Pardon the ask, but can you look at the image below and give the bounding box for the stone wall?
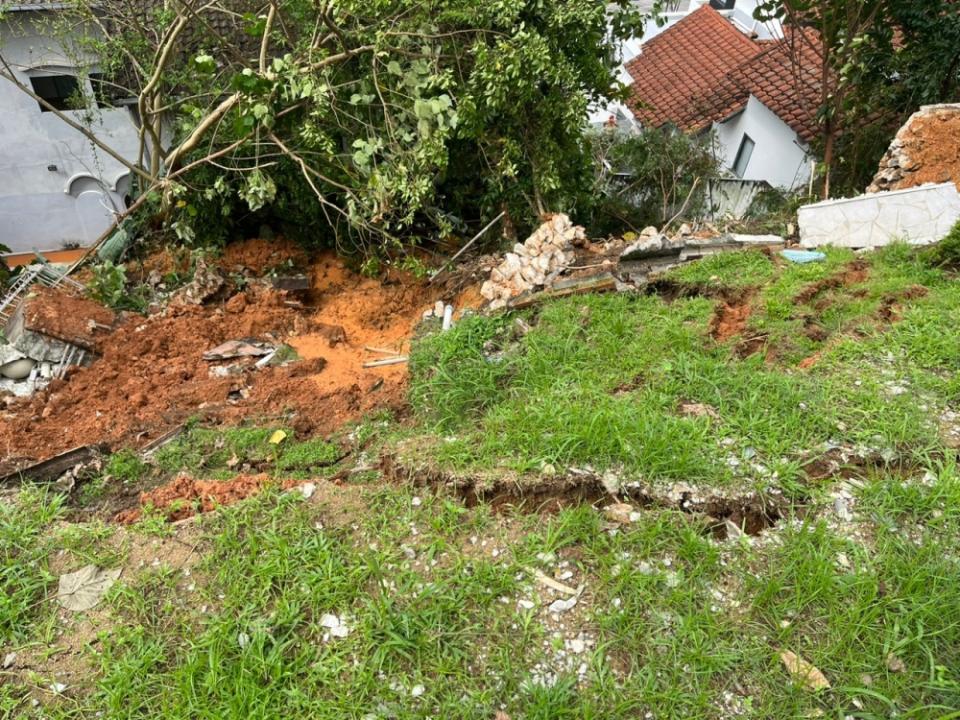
[867,104,960,194]
[799,182,960,249]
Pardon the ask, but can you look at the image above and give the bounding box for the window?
[731,134,755,178]
[29,74,82,112]
[710,0,736,9]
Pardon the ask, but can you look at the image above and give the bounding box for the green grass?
[3,244,960,718]
[0,487,64,643]
[153,425,341,480]
[408,245,960,489]
[5,461,959,718]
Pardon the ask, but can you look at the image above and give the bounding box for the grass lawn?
[2,244,960,718]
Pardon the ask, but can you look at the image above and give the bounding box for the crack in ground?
[381,453,793,538]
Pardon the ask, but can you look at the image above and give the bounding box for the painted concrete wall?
[707,178,770,219]
[0,11,141,254]
[714,95,812,190]
[799,182,960,248]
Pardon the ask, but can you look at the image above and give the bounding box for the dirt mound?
[868,104,960,193]
[114,473,306,523]
[219,237,309,274]
[16,286,117,352]
[0,251,448,464]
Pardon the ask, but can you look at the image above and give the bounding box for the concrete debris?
[0,287,112,396]
[868,104,960,194]
[319,613,351,639]
[481,214,584,310]
[620,225,679,262]
[171,256,225,305]
[202,339,275,361]
[548,596,578,614]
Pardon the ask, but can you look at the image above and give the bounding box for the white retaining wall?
[798,182,960,249]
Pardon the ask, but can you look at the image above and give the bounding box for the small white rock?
[411,496,422,507]
[411,684,425,698]
[548,596,578,614]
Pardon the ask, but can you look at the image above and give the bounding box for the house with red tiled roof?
[620,4,823,190]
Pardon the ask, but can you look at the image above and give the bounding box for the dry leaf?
[268,430,287,445]
[603,503,639,524]
[679,401,720,420]
[57,565,122,612]
[780,650,831,691]
[885,653,906,673]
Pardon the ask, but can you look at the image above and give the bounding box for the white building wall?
[0,11,141,253]
[713,95,812,190]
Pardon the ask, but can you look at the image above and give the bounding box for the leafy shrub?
[923,220,960,269]
[587,126,721,235]
[88,261,149,312]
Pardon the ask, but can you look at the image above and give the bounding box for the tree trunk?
[821,120,835,200]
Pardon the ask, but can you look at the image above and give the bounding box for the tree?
[754,0,885,198]
[0,0,646,253]
[754,0,960,197]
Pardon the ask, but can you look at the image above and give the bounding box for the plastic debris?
[781,250,826,264]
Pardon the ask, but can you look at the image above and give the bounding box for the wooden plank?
[0,445,104,485]
[507,273,618,310]
[140,425,186,457]
[362,355,409,368]
[271,275,311,292]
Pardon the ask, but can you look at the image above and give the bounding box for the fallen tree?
[0,0,646,253]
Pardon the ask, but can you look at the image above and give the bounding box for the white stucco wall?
[798,182,960,248]
[713,95,812,190]
[0,10,141,253]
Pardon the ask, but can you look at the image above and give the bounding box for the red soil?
[219,237,309,274]
[0,249,448,465]
[890,112,960,191]
[114,473,307,523]
[18,286,117,352]
[709,291,754,342]
[793,260,869,304]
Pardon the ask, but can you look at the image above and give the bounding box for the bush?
[87,261,149,312]
[587,126,721,235]
[923,220,960,269]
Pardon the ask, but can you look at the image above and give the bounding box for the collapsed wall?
[868,104,960,194]
[0,287,116,393]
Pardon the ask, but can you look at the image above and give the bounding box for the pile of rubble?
[0,287,116,397]
[480,214,585,309]
[868,103,960,193]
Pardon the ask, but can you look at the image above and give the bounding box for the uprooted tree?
[0,0,645,254]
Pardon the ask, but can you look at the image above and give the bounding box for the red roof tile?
[624,6,761,132]
[625,6,824,144]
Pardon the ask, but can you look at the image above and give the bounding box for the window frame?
[28,73,83,112]
[731,133,755,179]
